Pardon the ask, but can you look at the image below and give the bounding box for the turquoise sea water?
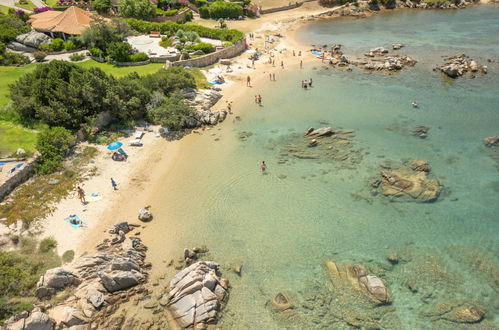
[144,6,499,329]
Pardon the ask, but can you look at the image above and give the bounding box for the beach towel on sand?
[65,215,85,228]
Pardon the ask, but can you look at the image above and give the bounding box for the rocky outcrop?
[372,160,441,202]
[7,222,150,330]
[35,267,80,299]
[7,41,37,53]
[422,301,486,324]
[436,54,487,78]
[15,31,51,49]
[365,47,388,57]
[4,309,55,330]
[484,136,499,147]
[325,261,391,304]
[305,127,333,137]
[364,55,417,71]
[166,261,229,329]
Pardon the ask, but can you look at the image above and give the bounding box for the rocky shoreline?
[3,222,229,330]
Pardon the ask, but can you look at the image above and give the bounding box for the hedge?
[124,18,244,42]
[185,42,214,54]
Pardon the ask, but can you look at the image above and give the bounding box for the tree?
[107,41,132,62]
[148,92,195,130]
[143,67,196,96]
[119,0,156,19]
[9,61,113,129]
[79,19,130,54]
[36,127,75,174]
[93,0,112,14]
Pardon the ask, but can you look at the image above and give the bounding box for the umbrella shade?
[107,141,123,150]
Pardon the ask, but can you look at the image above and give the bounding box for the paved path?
[0,0,46,11]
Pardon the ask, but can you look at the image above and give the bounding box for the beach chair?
[134,131,144,140]
[129,139,143,147]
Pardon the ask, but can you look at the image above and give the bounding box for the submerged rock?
[422,300,486,325]
[325,261,390,304]
[271,291,294,311]
[484,136,499,147]
[374,160,441,202]
[305,127,333,137]
[413,125,429,139]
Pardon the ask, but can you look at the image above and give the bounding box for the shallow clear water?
[144,6,499,329]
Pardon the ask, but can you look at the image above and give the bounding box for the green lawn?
[0,5,11,14]
[75,60,165,77]
[45,0,58,7]
[0,121,38,157]
[16,0,36,10]
[0,64,37,108]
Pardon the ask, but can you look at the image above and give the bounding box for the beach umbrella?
[208,67,222,74]
[107,141,123,150]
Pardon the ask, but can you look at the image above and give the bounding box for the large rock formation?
[35,267,80,299]
[372,160,441,202]
[181,88,228,128]
[4,309,55,330]
[15,31,51,49]
[165,261,229,329]
[484,136,499,148]
[325,261,390,304]
[436,54,487,78]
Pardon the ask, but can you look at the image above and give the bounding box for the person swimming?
[260,161,267,172]
[411,101,419,108]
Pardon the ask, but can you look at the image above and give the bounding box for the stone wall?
[172,38,246,68]
[0,160,35,202]
[260,1,303,14]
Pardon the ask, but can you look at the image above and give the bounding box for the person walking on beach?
[261,161,267,172]
[77,186,86,204]
[269,73,272,81]
[300,60,303,69]
[281,61,284,69]
[272,60,275,67]
[298,50,301,56]
[309,78,313,87]
[272,73,276,81]
[111,178,118,190]
[247,76,251,87]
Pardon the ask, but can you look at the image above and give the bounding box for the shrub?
[107,41,132,62]
[93,0,112,14]
[184,30,200,42]
[0,14,31,44]
[36,127,75,174]
[38,44,51,51]
[185,41,214,54]
[159,36,172,48]
[199,6,209,18]
[208,1,243,19]
[63,40,76,51]
[69,53,85,61]
[129,52,149,62]
[33,51,47,62]
[148,92,195,130]
[124,18,245,42]
[62,250,75,263]
[89,47,104,57]
[80,19,131,55]
[51,38,64,51]
[39,237,57,253]
[164,8,179,16]
[185,10,193,21]
[34,6,53,13]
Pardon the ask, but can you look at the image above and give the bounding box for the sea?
[141,5,499,329]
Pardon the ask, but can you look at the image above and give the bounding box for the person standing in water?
[309,78,313,87]
[261,161,267,172]
[300,60,303,69]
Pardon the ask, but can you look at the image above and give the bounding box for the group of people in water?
[301,78,313,89]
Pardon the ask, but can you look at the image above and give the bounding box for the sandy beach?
[38,3,339,258]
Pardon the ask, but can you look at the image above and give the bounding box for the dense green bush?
[159,36,172,48]
[185,10,193,21]
[39,237,57,253]
[38,44,51,51]
[51,38,64,51]
[129,52,149,62]
[36,127,75,174]
[125,18,245,42]
[185,42,214,54]
[89,47,104,57]
[107,41,133,62]
[119,0,156,19]
[148,92,195,130]
[208,1,243,19]
[80,19,131,55]
[0,14,30,44]
[63,40,76,51]
[33,51,47,62]
[10,61,197,131]
[69,53,85,61]
[93,0,112,14]
[0,42,30,66]
[10,61,113,128]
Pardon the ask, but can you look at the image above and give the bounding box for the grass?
[75,60,165,77]
[186,67,211,89]
[15,0,36,10]
[0,5,11,14]
[0,64,37,108]
[0,146,99,226]
[45,0,58,6]
[0,121,38,158]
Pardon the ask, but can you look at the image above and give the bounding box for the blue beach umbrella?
[107,141,123,151]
